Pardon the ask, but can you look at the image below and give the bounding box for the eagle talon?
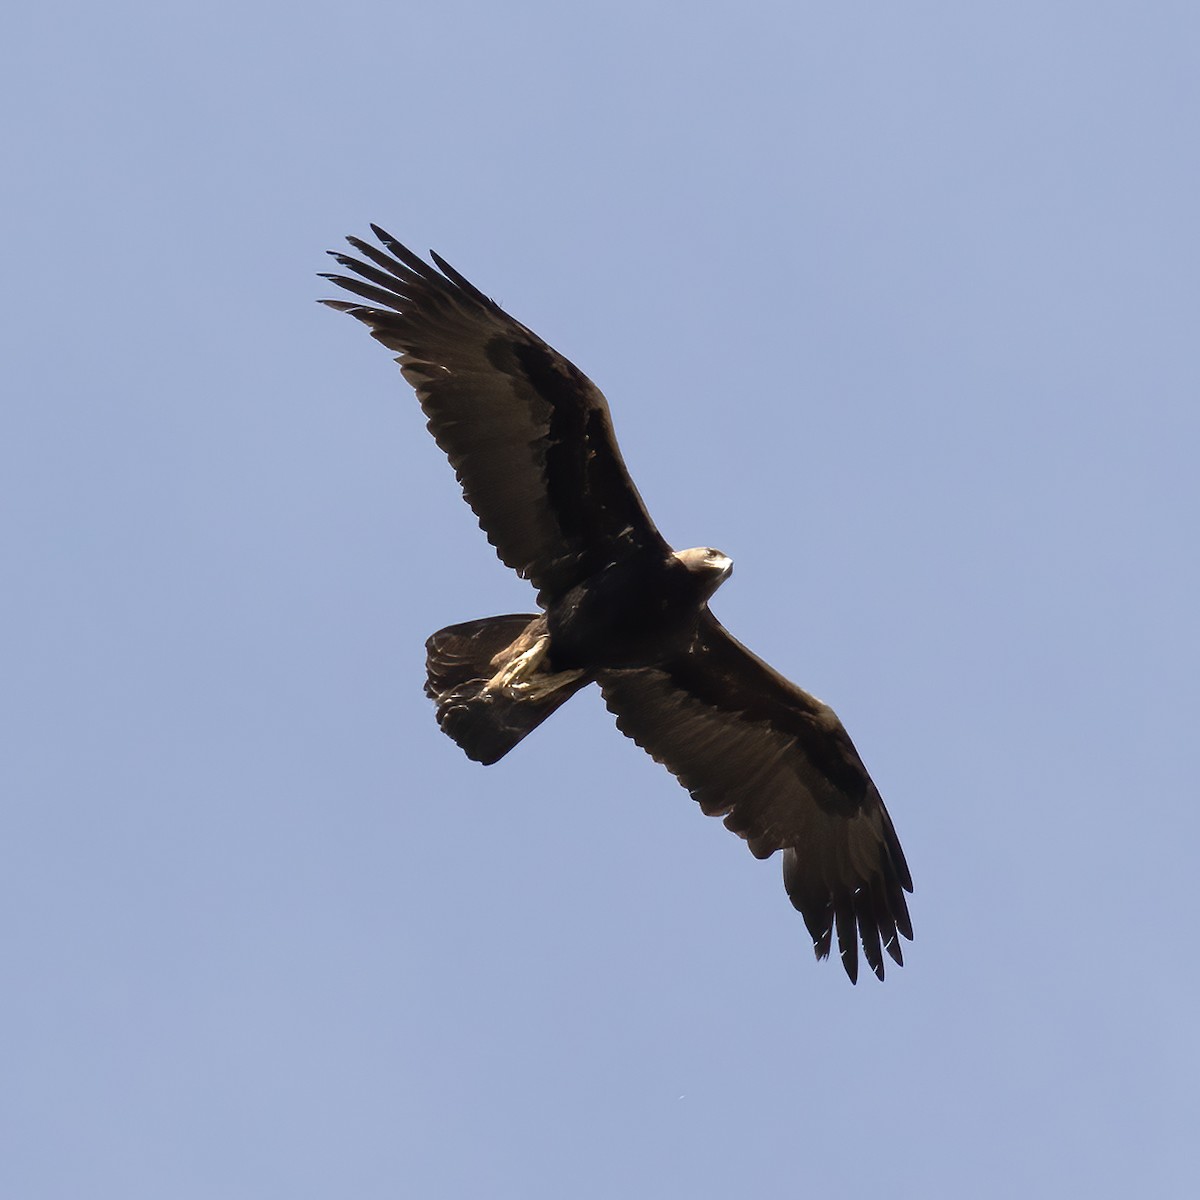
[488,634,549,692]
[485,636,584,701]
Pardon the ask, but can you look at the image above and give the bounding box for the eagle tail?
[425,615,589,765]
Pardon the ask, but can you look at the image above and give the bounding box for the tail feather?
[424,615,587,765]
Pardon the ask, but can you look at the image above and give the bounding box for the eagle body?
[545,546,732,671]
[321,227,914,983]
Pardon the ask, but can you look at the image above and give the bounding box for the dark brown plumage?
[321,225,913,982]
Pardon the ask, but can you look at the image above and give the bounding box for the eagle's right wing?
[599,612,913,983]
[321,227,667,602]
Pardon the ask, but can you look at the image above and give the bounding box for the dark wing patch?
[598,612,913,983]
[320,227,666,600]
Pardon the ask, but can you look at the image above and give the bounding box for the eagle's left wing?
[598,612,913,983]
[320,228,667,603]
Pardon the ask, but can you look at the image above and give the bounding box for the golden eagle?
[321,227,913,982]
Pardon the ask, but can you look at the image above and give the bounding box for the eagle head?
[674,546,734,598]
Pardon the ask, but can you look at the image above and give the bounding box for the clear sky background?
[5,3,1198,1196]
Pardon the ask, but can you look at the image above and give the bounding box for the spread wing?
[320,226,667,601]
[599,612,913,983]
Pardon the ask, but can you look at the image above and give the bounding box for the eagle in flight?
[321,226,913,982]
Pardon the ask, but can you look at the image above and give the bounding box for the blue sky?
[5,2,1199,1196]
